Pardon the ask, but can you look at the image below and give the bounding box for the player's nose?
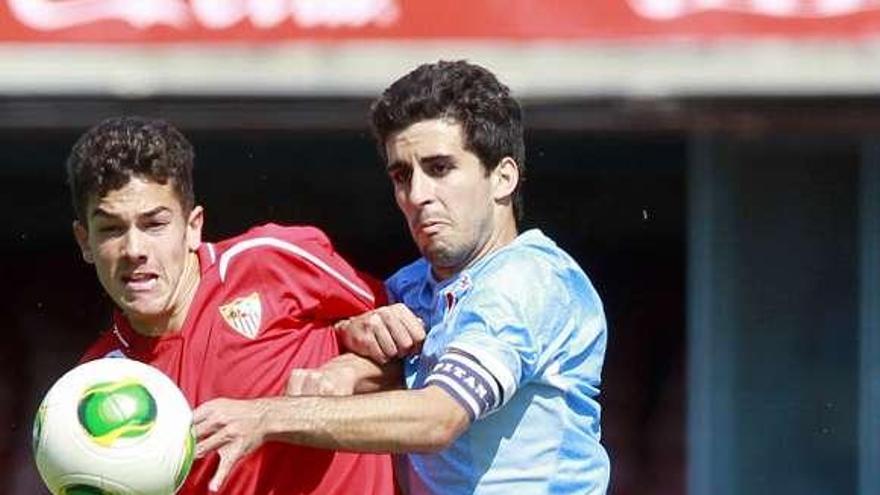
[120,229,148,261]
[407,169,435,206]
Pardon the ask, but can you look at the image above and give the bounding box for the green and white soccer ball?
[33,358,195,495]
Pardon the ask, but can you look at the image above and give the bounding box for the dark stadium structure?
[2,95,869,494]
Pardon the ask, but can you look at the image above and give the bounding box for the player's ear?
[73,220,94,264]
[491,156,519,202]
[186,205,204,252]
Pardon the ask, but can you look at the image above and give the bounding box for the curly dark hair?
[66,116,195,222]
[370,60,525,219]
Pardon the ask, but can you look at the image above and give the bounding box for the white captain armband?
[425,349,504,421]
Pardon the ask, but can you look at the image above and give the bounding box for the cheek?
[164,238,192,272]
[157,244,180,267]
[453,191,488,225]
[394,191,415,217]
[93,244,117,269]
[91,254,117,287]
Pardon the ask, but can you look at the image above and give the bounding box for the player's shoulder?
[209,223,343,283]
[212,223,335,264]
[480,229,567,278]
[476,229,599,301]
[215,223,331,251]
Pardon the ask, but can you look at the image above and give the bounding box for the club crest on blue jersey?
[219,292,263,339]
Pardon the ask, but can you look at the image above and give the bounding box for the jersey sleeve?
[424,256,605,422]
[219,224,383,320]
[423,288,535,422]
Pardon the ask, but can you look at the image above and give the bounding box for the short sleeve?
[430,299,535,420]
[423,251,605,421]
[425,264,552,420]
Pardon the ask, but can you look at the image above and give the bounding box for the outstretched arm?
[194,386,469,492]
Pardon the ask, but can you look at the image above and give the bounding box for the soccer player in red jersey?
[67,116,398,494]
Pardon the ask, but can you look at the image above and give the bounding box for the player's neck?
[130,251,202,338]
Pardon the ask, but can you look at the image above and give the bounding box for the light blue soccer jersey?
[386,229,610,495]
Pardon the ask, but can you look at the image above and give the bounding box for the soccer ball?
[33,358,195,495]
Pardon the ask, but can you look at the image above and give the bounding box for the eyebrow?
[386,154,452,171]
[421,155,452,167]
[91,206,172,219]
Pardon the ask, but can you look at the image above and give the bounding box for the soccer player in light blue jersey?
[194,60,610,495]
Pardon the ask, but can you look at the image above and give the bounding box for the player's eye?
[97,224,124,235]
[425,158,453,177]
[144,221,169,232]
[429,163,449,175]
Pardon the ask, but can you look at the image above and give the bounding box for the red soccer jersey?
[81,223,394,495]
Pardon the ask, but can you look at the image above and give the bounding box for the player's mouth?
[122,272,159,292]
[416,219,447,236]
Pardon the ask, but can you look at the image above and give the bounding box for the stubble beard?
[422,237,471,278]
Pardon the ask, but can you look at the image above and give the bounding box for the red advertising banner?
[2,0,880,42]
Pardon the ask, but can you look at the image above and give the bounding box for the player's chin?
[420,242,446,262]
[119,298,167,321]
[424,244,463,269]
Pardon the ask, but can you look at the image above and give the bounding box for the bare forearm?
[324,353,403,394]
[193,386,468,490]
[261,386,468,453]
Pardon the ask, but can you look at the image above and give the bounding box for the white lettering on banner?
[7,0,400,32]
[187,0,243,29]
[7,0,191,30]
[188,0,399,29]
[628,0,880,19]
[290,0,399,28]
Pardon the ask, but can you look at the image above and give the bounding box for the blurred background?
[1,1,877,493]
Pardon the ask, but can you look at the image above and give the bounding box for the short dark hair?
[66,116,195,222]
[370,60,525,218]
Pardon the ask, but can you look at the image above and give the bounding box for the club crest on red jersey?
[219,292,263,339]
